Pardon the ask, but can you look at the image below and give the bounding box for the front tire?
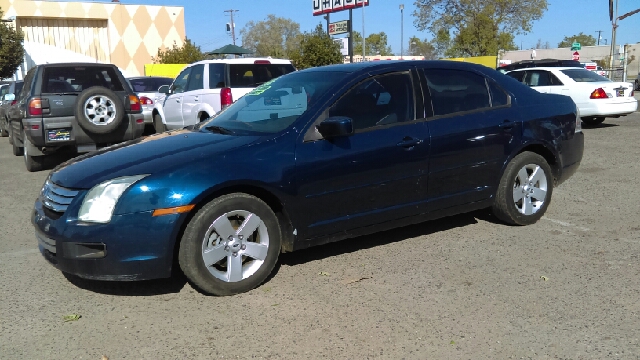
[11,125,22,156]
[581,117,605,126]
[153,113,166,133]
[492,152,553,225]
[179,193,282,296]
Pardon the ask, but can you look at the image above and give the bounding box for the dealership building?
[0,0,185,78]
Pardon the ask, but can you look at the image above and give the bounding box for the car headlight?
[78,175,148,223]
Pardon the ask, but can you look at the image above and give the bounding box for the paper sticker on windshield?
[247,78,277,96]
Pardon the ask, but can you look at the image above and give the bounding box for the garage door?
[18,18,110,65]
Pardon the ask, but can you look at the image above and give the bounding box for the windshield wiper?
[204,125,234,135]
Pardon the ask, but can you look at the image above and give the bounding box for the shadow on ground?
[64,271,188,296]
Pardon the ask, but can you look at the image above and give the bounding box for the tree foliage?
[535,39,551,49]
[0,8,24,79]
[288,24,343,70]
[152,38,204,64]
[413,0,547,57]
[407,36,437,59]
[351,31,393,56]
[558,32,596,48]
[240,15,301,58]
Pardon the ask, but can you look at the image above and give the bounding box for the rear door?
[421,68,522,211]
[163,66,191,128]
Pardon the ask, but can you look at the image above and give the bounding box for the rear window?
[129,77,172,93]
[561,69,611,83]
[229,63,295,88]
[42,66,124,93]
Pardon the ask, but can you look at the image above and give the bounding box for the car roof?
[508,66,590,72]
[40,63,118,68]
[297,60,493,73]
[190,58,293,65]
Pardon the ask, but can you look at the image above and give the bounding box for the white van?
[153,58,296,131]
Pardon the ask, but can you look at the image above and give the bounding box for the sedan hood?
[50,129,260,189]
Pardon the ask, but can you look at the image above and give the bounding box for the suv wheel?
[75,86,125,135]
[153,113,166,133]
[11,125,22,156]
[23,128,45,172]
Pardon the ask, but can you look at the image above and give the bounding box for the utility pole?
[224,9,238,45]
[596,30,603,45]
[608,0,617,79]
[362,1,366,60]
[400,4,404,59]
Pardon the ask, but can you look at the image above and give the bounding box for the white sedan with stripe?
[506,67,637,126]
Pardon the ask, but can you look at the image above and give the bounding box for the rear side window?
[42,66,124,93]
[561,69,611,82]
[129,77,172,92]
[423,69,490,116]
[229,63,295,88]
[488,81,509,107]
[506,71,525,82]
[523,70,564,86]
[209,64,226,89]
[19,68,36,100]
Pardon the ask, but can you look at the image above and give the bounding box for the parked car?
[0,80,23,138]
[505,67,637,126]
[7,63,145,172]
[153,58,296,132]
[33,60,584,296]
[635,73,640,91]
[497,59,582,73]
[127,76,173,128]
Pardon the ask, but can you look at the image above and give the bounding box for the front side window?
[201,70,344,135]
[328,72,414,131]
[423,69,490,116]
[186,64,204,91]
[171,67,192,94]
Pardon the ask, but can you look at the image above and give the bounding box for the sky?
[93,0,640,54]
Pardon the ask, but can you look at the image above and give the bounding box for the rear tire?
[0,119,8,137]
[581,117,605,126]
[179,193,282,296]
[11,125,22,156]
[492,151,553,226]
[23,128,45,172]
[153,113,166,133]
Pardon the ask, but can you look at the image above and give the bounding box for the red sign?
[314,0,369,16]
[572,51,580,61]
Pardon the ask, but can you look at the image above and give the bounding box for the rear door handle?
[397,137,423,149]
[499,120,514,130]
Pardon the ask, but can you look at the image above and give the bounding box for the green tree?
[240,15,301,58]
[558,32,597,48]
[407,36,437,59]
[351,31,393,56]
[152,38,204,64]
[0,8,24,79]
[289,24,342,69]
[535,39,551,49]
[413,0,547,57]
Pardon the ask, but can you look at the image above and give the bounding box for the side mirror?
[316,116,354,138]
[4,93,15,102]
[158,85,170,94]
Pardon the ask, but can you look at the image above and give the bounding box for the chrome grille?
[41,180,79,213]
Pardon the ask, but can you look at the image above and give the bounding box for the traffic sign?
[329,20,349,36]
[572,51,580,61]
[571,42,581,51]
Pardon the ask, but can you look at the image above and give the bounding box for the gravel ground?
[1,105,639,359]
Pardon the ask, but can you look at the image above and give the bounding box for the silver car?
[127,76,174,126]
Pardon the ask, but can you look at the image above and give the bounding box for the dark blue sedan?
[32,61,584,295]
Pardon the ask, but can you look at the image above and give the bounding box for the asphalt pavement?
[1,110,640,359]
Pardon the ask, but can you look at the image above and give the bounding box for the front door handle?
[194,96,199,102]
[397,137,423,149]
[499,120,514,130]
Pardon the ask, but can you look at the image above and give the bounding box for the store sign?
[329,20,349,35]
[313,0,369,16]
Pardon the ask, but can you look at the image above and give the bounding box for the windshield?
[561,69,611,83]
[200,70,344,135]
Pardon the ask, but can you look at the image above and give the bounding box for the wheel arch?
[170,184,296,275]
[516,143,560,184]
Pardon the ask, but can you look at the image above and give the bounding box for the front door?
[181,64,206,126]
[294,71,430,240]
[163,66,191,128]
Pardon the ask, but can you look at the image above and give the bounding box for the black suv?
[0,80,24,138]
[7,63,145,171]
